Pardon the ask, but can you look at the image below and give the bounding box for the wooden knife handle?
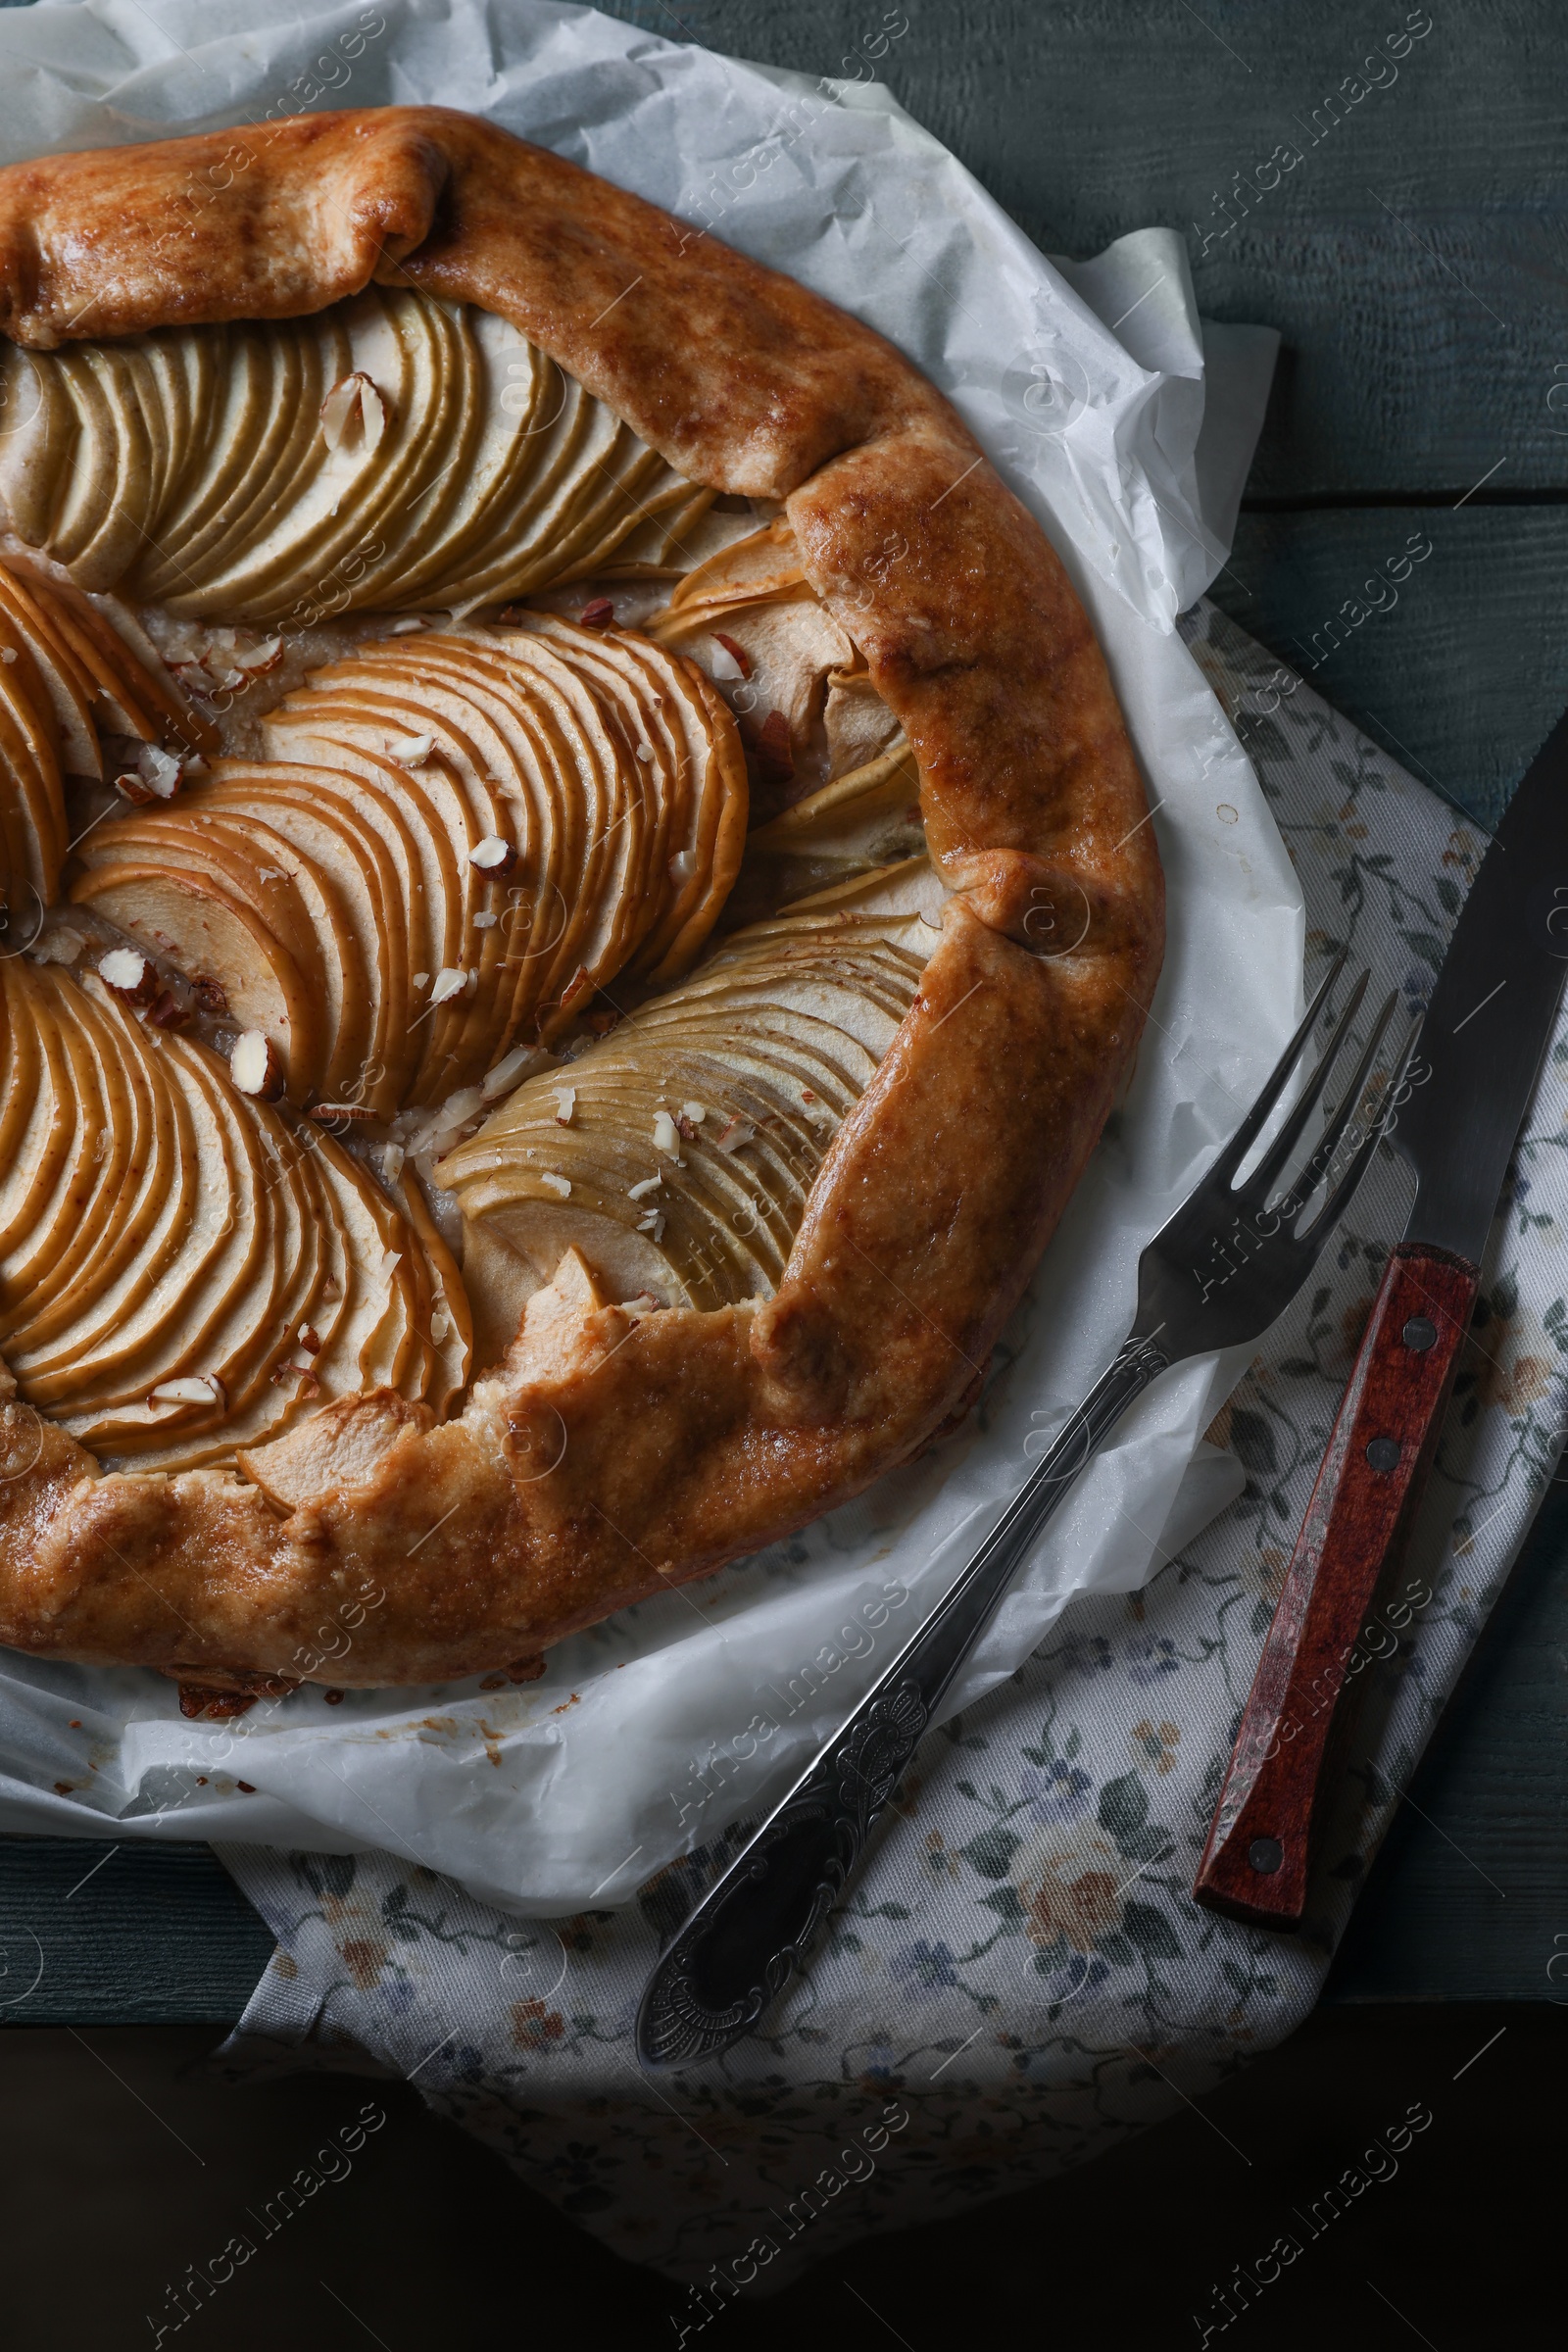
[1193,1241,1479,1927]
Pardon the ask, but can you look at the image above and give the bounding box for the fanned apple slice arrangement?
[440,860,944,1354]
[71,615,749,1112]
[0,959,468,1474]
[0,300,935,1482]
[0,287,711,621]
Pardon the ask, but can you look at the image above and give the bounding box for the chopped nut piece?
[540,1171,571,1198]
[98,948,158,1006]
[627,1174,662,1201]
[622,1292,662,1315]
[636,1211,666,1241]
[681,1102,709,1124]
[148,1374,225,1411]
[481,1044,546,1101]
[320,370,390,454]
[428,966,467,1005]
[714,1115,756,1152]
[229,1029,285,1100]
[578,597,615,628]
[653,1111,682,1158]
[710,629,752,680]
[469,834,517,874]
[145,988,190,1031]
[230,636,283,674]
[116,741,184,804]
[297,1325,321,1354]
[309,1100,375,1124]
[390,732,435,766]
[554,1086,577,1126]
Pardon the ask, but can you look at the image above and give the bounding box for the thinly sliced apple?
[0,560,106,775]
[233,759,423,1113]
[133,321,298,600]
[440,867,945,1322]
[71,815,326,1099]
[0,961,74,1269]
[518,615,748,981]
[737,735,924,910]
[0,964,120,1318]
[34,1015,253,1417]
[0,345,76,546]
[4,972,202,1390]
[1,965,162,1356]
[155,311,348,616]
[657,519,808,615]
[393,1166,473,1414]
[2,556,216,752]
[205,762,400,1115]
[370,630,636,1046]
[259,698,472,1101]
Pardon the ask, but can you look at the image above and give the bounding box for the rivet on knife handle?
[1193,1241,1479,1928]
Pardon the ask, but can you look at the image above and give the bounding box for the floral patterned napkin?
[214,605,1565,2288]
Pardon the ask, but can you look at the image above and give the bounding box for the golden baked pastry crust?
[0,106,1163,1691]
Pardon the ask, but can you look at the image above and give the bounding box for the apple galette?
[0,108,1163,1704]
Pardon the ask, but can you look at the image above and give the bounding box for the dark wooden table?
[1,0,1564,2022]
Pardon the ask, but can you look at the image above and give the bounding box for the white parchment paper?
[0,0,1300,1910]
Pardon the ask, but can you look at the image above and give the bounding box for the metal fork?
[637,956,1406,2067]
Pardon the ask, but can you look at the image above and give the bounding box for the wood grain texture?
[1195,1245,1480,1926]
[0,1834,273,2022]
[1211,507,1568,830]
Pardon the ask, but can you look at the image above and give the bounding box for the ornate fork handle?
[636,1333,1169,2067]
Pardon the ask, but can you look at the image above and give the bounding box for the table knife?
[1194,707,1568,1928]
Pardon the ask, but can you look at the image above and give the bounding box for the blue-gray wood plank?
[0,0,1564,2018]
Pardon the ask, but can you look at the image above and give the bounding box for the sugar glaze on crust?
[0,107,1163,1691]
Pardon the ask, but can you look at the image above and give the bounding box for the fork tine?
[1298,1004,1416,1241]
[1289,988,1400,1208]
[1245,967,1370,1199]
[1209,949,1351,1187]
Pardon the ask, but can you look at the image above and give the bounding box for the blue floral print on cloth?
[214,605,1568,2290]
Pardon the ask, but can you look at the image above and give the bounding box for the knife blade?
[1194,707,1568,1928]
